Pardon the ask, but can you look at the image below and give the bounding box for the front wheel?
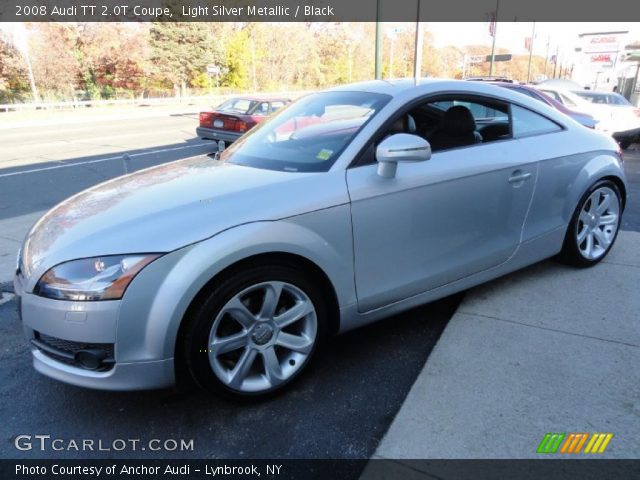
[183,264,326,399]
[559,180,622,267]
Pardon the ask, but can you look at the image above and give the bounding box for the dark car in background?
[197,96,290,143]
[492,83,598,129]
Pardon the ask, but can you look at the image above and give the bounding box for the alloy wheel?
[575,186,620,260]
[207,281,317,393]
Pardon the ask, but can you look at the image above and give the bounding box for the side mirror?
[376,133,431,178]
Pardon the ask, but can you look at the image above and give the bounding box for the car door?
[346,96,538,312]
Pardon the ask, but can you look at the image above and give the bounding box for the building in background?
[572,31,629,91]
[618,42,640,106]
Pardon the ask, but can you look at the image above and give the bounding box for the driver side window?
[352,95,513,167]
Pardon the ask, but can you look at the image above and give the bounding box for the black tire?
[183,263,327,399]
[558,179,622,268]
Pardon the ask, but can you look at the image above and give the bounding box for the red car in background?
[197,96,290,143]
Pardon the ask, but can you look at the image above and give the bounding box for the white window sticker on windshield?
[316,149,333,161]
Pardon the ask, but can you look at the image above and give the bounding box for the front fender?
[116,204,354,362]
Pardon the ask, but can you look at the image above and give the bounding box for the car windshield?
[221,91,391,172]
[572,91,631,106]
[217,98,258,114]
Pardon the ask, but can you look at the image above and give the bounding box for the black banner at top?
[1,0,640,22]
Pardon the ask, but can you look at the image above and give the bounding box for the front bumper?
[612,126,640,143]
[14,270,175,391]
[31,349,174,391]
[196,126,241,143]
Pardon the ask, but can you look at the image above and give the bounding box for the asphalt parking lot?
[0,110,638,462]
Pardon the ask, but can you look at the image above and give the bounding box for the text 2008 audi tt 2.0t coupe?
[15,79,626,398]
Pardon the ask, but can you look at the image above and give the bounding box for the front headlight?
[35,254,161,301]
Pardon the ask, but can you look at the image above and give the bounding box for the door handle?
[508,171,532,183]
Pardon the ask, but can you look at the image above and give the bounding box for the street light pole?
[526,21,536,83]
[375,0,382,79]
[413,0,423,83]
[488,0,499,76]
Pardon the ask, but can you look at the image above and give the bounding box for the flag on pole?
[489,13,496,37]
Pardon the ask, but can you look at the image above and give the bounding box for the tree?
[28,23,81,101]
[0,31,30,103]
[149,22,210,96]
[76,23,149,99]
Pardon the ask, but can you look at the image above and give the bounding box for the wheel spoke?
[593,228,609,248]
[599,214,617,226]
[228,348,257,389]
[210,331,248,356]
[583,232,594,257]
[577,225,589,244]
[579,210,591,224]
[596,193,612,215]
[276,332,314,354]
[224,297,256,328]
[587,191,601,213]
[274,300,313,328]
[259,282,283,319]
[262,347,284,386]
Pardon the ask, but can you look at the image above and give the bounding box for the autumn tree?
[28,23,81,100]
[149,22,210,96]
[75,23,149,99]
[0,31,30,103]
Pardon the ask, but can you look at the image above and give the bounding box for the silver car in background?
[14,79,627,398]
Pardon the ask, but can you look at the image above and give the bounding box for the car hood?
[21,155,347,280]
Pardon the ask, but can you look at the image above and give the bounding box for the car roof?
[327,78,550,106]
[325,78,581,130]
[328,78,447,96]
[228,96,290,102]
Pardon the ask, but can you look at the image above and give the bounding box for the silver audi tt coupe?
[14,79,626,398]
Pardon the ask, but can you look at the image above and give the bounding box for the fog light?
[75,349,107,370]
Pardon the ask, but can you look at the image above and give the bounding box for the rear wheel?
[183,264,326,399]
[559,180,622,267]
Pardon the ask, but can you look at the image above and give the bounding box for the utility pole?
[375,0,382,79]
[488,0,499,76]
[543,36,550,78]
[389,33,395,78]
[13,23,39,103]
[526,21,535,83]
[552,45,559,78]
[414,1,424,83]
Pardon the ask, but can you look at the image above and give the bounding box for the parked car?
[537,86,640,149]
[572,91,640,149]
[197,96,290,143]
[16,80,626,398]
[491,82,598,129]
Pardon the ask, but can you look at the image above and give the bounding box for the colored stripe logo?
[537,433,613,454]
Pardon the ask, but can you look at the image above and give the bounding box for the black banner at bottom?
[2,459,639,480]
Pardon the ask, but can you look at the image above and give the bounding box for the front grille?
[33,331,115,371]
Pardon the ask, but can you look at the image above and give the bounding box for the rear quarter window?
[511,105,562,138]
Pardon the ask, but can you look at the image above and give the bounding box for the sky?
[426,22,640,59]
